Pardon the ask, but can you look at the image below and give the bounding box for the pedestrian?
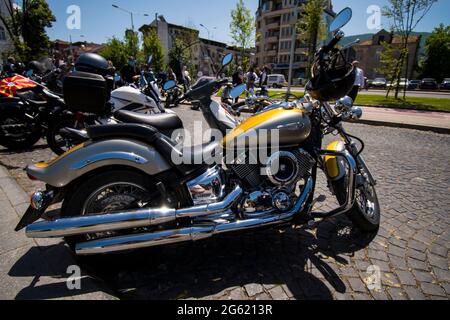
[259,65,269,88]
[246,67,258,96]
[167,67,177,83]
[120,56,138,84]
[182,65,191,92]
[232,66,244,103]
[3,56,16,77]
[348,60,365,102]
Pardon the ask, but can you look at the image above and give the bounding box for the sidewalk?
[0,166,116,300]
[356,106,450,134]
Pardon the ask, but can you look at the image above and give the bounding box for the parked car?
[268,74,288,88]
[370,78,387,89]
[420,78,438,90]
[440,78,450,90]
[408,80,421,90]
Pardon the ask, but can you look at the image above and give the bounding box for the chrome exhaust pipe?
[75,177,313,255]
[26,186,243,239]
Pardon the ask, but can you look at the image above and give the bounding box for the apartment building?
[0,0,15,63]
[255,0,334,81]
[140,16,252,77]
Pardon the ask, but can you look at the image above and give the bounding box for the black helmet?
[75,53,109,76]
[306,62,356,101]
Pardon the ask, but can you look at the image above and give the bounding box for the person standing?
[348,60,365,102]
[182,66,191,92]
[3,57,17,76]
[246,67,258,95]
[232,66,244,103]
[120,56,138,84]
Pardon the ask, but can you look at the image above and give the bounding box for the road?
[0,105,449,300]
[273,87,450,99]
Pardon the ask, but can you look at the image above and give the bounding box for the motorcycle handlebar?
[322,31,344,54]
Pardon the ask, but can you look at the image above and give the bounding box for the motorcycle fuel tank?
[223,107,311,149]
[110,86,159,113]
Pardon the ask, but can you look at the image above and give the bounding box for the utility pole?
[287,4,300,96]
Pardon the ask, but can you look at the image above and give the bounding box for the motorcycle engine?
[230,148,316,218]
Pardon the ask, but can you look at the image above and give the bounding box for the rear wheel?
[47,116,87,155]
[0,106,42,150]
[61,170,158,253]
[332,170,380,232]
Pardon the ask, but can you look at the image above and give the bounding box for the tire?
[0,105,41,150]
[61,170,156,253]
[332,175,380,232]
[46,116,84,155]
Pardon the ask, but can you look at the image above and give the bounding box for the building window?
[0,26,6,41]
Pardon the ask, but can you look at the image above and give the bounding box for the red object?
[0,75,38,97]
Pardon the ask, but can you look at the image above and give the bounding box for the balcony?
[266,22,280,30]
[266,49,278,56]
[266,36,279,43]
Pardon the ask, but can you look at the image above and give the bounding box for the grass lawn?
[218,89,449,112]
[354,95,450,112]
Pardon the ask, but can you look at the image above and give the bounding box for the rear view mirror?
[222,53,233,67]
[229,84,246,99]
[163,80,177,91]
[329,7,352,33]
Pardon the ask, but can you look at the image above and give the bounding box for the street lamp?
[112,4,150,31]
[199,24,217,40]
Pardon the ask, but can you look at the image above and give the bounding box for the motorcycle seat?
[87,123,219,176]
[114,110,183,131]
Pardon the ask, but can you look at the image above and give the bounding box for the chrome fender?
[27,139,172,188]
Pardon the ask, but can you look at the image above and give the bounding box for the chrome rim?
[81,182,149,240]
[355,184,377,221]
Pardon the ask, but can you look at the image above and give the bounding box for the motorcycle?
[46,58,172,155]
[16,8,380,257]
[0,74,67,150]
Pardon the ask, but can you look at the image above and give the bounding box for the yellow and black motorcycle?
[16,8,379,256]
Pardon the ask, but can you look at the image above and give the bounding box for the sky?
[45,0,450,45]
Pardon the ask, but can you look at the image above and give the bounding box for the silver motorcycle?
[16,8,380,256]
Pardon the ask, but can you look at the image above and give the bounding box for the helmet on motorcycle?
[75,53,110,76]
[306,61,356,101]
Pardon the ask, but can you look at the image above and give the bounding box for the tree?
[383,0,438,99]
[100,37,128,69]
[230,0,254,71]
[168,38,195,79]
[124,29,139,60]
[421,24,450,82]
[0,0,56,61]
[143,29,165,73]
[297,0,327,78]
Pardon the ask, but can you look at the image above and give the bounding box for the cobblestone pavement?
[0,104,449,300]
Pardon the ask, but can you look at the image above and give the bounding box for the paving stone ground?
[0,104,449,300]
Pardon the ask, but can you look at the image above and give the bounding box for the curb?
[353,119,450,135]
[0,164,118,300]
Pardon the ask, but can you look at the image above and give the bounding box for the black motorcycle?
[0,78,67,150]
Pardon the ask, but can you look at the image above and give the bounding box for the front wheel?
[332,174,380,232]
[0,105,42,150]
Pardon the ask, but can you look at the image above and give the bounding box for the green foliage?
[100,37,128,68]
[168,38,195,79]
[230,0,254,70]
[0,0,56,61]
[297,0,327,78]
[143,30,165,73]
[124,29,139,59]
[421,24,450,82]
[382,0,438,98]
